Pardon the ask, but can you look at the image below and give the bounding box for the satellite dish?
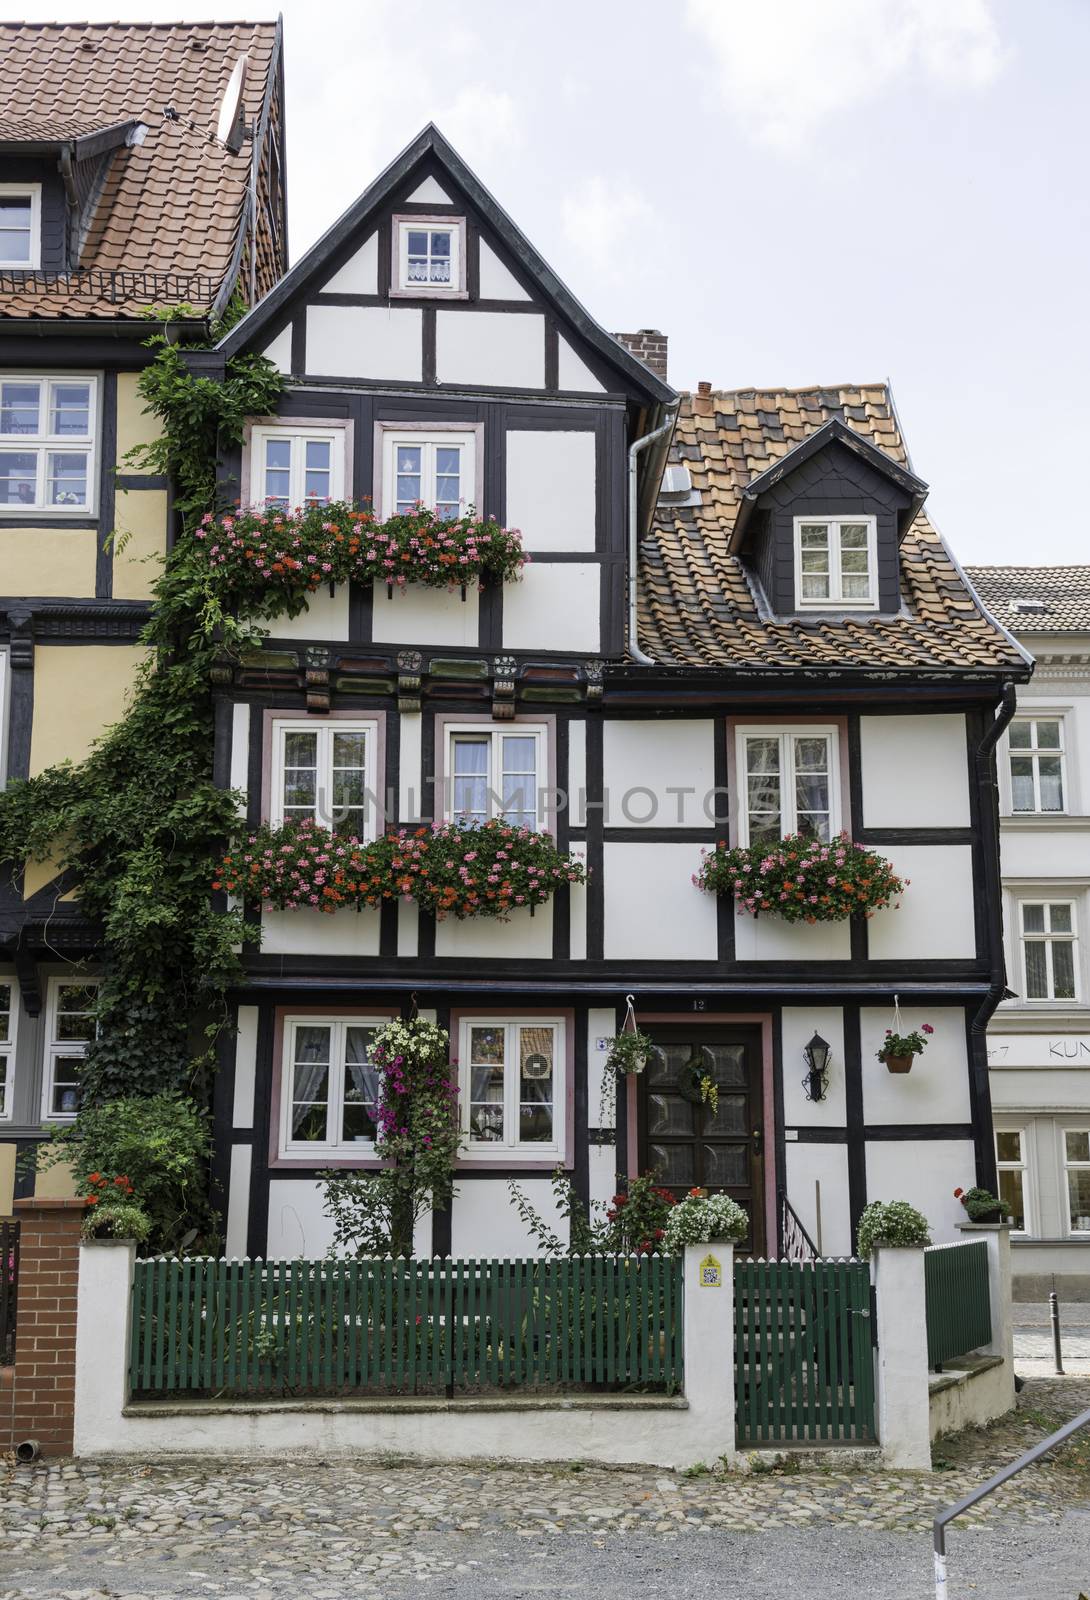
[215,55,248,154]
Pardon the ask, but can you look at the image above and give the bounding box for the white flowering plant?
[854,1199,931,1257]
[663,1189,749,1252]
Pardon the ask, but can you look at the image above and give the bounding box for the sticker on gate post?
[698,1253,723,1287]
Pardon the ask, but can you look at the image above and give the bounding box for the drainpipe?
[972,681,1018,1035]
[627,404,679,666]
[58,144,80,270]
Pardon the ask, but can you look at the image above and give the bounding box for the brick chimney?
[613,328,668,381]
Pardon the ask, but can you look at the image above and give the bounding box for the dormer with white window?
[728,417,928,619]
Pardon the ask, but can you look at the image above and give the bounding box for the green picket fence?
[924,1240,991,1370]
[128,1255,684,1398]
[734,1259,876,1444]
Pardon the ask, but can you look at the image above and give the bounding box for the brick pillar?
[1,1198,85,1457]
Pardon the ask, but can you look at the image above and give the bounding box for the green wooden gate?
[734,1259,876,1444]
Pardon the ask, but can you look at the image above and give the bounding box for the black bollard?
[1050,1288,1065,1375]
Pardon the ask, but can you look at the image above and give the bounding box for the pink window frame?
[240,415,355,510]
[260,707,387,836]
[726,714,852,848]
[451,1006,576,1171]
[269,1005,400,1170]
[433,712,558,836]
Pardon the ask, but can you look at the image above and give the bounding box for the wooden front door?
[638,1026,766,1256]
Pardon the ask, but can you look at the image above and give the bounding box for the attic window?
[1011,597,1049,615]
[0,184,41,270]
[793,515,877,610]
[391,214,467,299]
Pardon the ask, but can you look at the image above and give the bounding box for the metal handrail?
[779,1190,819,1262]
[933,1402,1090,1596]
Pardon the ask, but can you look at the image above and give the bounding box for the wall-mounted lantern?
[802,1032,831,1103]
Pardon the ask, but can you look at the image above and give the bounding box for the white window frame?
[443,720,548,830]
[41,977,99,1123]
[391,214,467,299]
[270,717,380,841]
[0,183,41,270]
[278,1015,389,1159]
[0,372,100,516]
[994,1127,1030,1235]
[1019,898,1079,1003]
[735,724,842,847]
[1008,715,1067,815]
[1062,1126,1090,1236]
[792,514,878,610]
[458,1015,566,1161]
[0,974,17,1123]
[375,424,479,520]
[247,422,346,510]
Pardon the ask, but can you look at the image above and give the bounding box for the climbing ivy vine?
[0,318,284,1104]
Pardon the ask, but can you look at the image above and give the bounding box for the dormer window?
[793,515,877,609]
[392,215,467,298]
[0,184,41,269]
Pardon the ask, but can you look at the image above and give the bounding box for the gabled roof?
[0,20,284,321]
[965,566,1090,634]
[640,383,1030,675]
[219,123,675,407]
[731,416,929,549]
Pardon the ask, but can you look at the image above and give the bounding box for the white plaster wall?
[261,325,291,374]
[371,583,480,647]
[478,240,530,300]
[260,906,382,957]
[997,830,1090,877]
[783,1143,852,1256]
[399,711,423,820]
[406,177,452,204]
[306,305,422,382]
[450,1177,567,1256]
[434,902,553,960]
[603,843,718,962]
[568,719,586,828]
[602,720,715,829]
[861,1006,972,1125]
[397,900,418,957]
[588,1007,617,1130]
[781,1006,847,1125]
[930,1360,1014,1441]
[232,1005,258,1129]
[866,846,976,961]
[321,232,378,294]
[588,1145,616,1217]
[733,910,851,961]
[436,310,545,389]
[860,714,970,829]
[269,585,351,643]
[229,702,250,807]
[225,1146,251,1257]
[557,336,605,393]
[267,1179,432,1259]
[501,563,600,652]
[505,431,596,553]
[569,844,588,961]
[864,1138,975,1243]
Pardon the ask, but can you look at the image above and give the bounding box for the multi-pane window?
[0,979,15,1120]
[447,724,544,829]
[249,425,344,509]
[794,516,876,607]
[272,718,378,839]
[0,185,40,268]
[1009,719,1065,813]
[1064,1130,1090,1234]
[381,430,476,519]
[461,1017,564,1156]
[279,1017,385,1156]
[394,217,465,295]
[42,980,99,1120]
[995,1129,1029,1232]
[1020,901,1078,1001]
[0,376,96,512]
[738,727,839,846]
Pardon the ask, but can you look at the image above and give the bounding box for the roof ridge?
[0,19,279,28]
[677,380,890,398]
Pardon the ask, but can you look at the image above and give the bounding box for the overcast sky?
[13,0,1089,565]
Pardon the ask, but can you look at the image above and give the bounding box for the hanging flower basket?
[877,1022,934,1074]
[693,832,905,923]
[191,501,526,620]
[606,1029,655,1078]
[214,816,586,921]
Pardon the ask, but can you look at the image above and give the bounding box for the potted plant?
[693,832,904,924]
[954,1186,1010,1224]
[663,1188,749,1252]
[877,1022,934,1073]
[854,1199,931,1256]
[605,1029,655,1078]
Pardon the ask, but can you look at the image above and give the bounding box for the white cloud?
[684,0,1006,153]
[561,176,653,275]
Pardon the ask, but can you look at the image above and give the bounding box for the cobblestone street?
[2,1378,1090,1599]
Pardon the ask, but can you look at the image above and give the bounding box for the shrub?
[663,1190,749,1251]
[855,1199,931,1256]
[40,1093,211,1254]
[82,1201,151,1244]
[694,832,904,923]
[508,1168,677,1256]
